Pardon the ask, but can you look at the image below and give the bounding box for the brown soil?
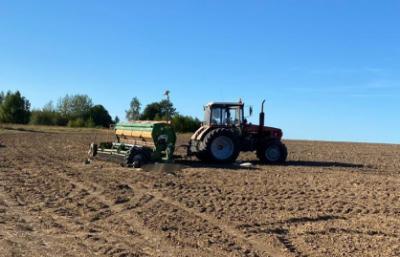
[0,128,399,257]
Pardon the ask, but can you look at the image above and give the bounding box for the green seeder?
[89,121,176,168]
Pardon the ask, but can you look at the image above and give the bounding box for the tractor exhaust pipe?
[259,100,265,129]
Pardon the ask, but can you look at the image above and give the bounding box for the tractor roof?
[206,102,244,108]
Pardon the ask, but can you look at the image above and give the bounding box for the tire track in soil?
[0,168,141,256]
[143,184,293,257]
[57,164,258,257]
[112,168,300,257]
[56,150,296,257]
[51,186,171,257]
[0,142,175,257]
[36,152,221,257]
[76,162,293,257]
[68,164,400,257]
[2,168,172,257]
[33,160,182,256]
[52,170,192,257]
[147,173,397,257]
[0,182,98,257]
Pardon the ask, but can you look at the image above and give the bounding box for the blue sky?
[0,0,399,143]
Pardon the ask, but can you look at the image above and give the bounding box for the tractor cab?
[203,102,245,127]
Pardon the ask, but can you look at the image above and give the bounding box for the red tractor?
[188,100,287,164]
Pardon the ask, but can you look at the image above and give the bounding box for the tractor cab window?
[210,106,241,126]
[211,108,222,125]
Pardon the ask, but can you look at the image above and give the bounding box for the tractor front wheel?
[257,140,287,164]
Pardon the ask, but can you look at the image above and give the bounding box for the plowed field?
[0,127,399,257]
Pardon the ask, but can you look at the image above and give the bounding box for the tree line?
[0,91,200,132]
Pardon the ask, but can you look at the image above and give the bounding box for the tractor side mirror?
[249,106,253,117]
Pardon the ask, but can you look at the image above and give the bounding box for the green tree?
[159,99,176,120]
[114,115,120,124]
[87,105,112,127]
[43,101,55,112]
[0,91,4,105]
[141,99,176,121]
[125,97,141,121]
[140,102,160,120]
[57,94,93,119]
[0,91,31,124]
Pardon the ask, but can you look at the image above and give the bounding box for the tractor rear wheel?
[198,128,239,163]
[257,140,287,164]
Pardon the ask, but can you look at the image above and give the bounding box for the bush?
[68,118,86,128]
[54,115,69,126]
[30,110,69,126]
[30,110,56,125]
[85,117,96,128]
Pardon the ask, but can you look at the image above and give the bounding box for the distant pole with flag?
[164,90,171,123]
[164,90,170,101]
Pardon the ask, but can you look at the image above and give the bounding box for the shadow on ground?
[284,160,365,168]
[105,157,367,173]
[176,159,258,170]
[175,158,365,170]
[142,160,258,173]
